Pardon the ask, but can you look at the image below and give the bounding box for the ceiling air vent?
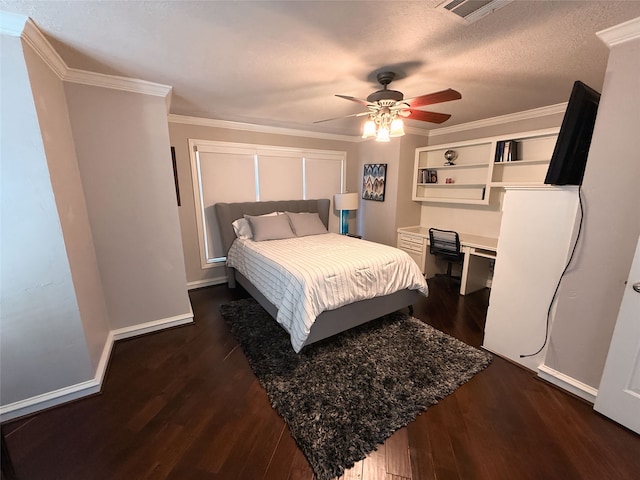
[437,0,513,24]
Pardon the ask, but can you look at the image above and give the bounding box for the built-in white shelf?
[417,183,486,188]
[413,127,559,204]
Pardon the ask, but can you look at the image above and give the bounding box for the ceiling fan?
[316,71,461,141]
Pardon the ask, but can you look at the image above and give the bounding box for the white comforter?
[226,233,428,352]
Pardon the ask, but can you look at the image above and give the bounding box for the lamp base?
[340,210,349,235]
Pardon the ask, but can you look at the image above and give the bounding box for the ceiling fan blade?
[406,109,452,124]
[406,89,462,108]
[314,111,371,124]
[335,94,373,107]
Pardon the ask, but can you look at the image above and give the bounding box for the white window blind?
[189,139,346,268]
[258,153,303,201]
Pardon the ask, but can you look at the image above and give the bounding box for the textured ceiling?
[3,1,640,136]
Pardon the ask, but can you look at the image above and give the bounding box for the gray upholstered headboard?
[214,199,331,255]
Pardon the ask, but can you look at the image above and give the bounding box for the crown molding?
[65,68,172,98]
[168,114,429,141]
[20,17,67,79]
[1,14,67,79]
[168,114,359,142]
[597,16,640,47]
[427,103,567,138]
[404,126,430,137]
[0,10,28,36]
[11,14,171,101]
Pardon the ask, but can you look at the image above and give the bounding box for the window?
[189,140,345,268]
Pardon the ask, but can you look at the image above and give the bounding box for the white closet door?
[595,234,640,434]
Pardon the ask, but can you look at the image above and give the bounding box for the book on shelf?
[494,141,505,162]
[504,141,511,162]
[495,140,519,162]
[506,140,518,162]
[418,169,438,183]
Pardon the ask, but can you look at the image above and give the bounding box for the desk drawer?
[398,238,424,253]
[398,233,426,247]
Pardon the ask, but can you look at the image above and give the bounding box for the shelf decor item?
[362,164,387,201]
[444,149,457,165]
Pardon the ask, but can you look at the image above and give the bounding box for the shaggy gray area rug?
[219,298,492,480]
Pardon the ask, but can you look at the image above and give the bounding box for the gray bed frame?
[214,199,421,349]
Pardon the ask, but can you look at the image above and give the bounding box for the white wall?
[22,35,110,370]
[64,85,192,329]
[397,134,426,231]
[355,133,423,245]
[0,34,93,405]
[544,30,640,389]
[1,20,194,419]
[357,140,401,246]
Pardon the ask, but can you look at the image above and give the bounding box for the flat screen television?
[544,81,601,185]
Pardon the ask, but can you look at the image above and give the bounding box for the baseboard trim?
[537,364,598,404]
[0,378,101,423]
[187,277,227,290]
[111,308,194,341]
[0,307,194,423]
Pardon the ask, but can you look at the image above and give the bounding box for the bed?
[215,199,428,352]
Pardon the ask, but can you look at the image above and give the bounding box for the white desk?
[397,226,498,295]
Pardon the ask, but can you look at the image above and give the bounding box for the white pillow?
[285,211,328,237]
[245,214,296,241]
[232,211,279,239]
[232,218,252,239]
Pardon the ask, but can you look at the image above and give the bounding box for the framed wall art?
[362,163,387,201]
[170,146,181,206]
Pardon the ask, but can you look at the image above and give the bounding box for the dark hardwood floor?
[2,279,639,479]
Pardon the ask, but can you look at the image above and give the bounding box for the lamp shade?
[334,192,359,211]
[375,126,390,142]
[389,118,405,137]
[362,120,377,139]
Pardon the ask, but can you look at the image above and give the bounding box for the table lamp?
[334,192,359,235]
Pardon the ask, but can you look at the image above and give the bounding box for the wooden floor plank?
[361,443,386,480]
[262,426,297,480]
[338,458,363,479]
[407,414,436,480]
[385,428,412,478]
[287,447,314,480]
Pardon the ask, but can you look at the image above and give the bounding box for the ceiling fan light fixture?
[322,70,461,141]
[362,119,377,138]
[389,118,405,137]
